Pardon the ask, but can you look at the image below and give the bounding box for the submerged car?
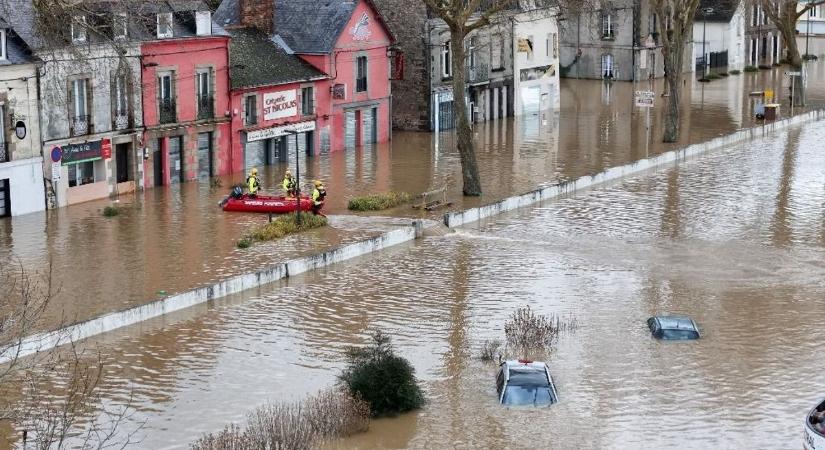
[647,315,700,340]
[496,360,558,406]
[804,398,825,450]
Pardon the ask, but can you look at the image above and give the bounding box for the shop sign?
[61,140,103,165]
[247,121,316,142]
[263,90,297,121]
[517,38,532,53]
[101,139,112,159]
[519,65,555,82]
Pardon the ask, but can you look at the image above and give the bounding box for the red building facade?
[141,6,231,187]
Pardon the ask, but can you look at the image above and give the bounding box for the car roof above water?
[649,315,698,331]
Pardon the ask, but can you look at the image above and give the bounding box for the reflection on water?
[6,121,823,448]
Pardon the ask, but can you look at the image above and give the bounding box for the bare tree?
[651,0,699,142]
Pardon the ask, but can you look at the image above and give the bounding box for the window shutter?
[68,80,75,118]
[85,79,92,121]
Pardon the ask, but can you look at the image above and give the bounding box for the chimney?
[239,0,274,33]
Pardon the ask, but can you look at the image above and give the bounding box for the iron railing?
[0,142,7,163]
[197,95,214,120]
[466,63,489,84]
[70,115,90,136]
[114,113,130,130]
[159,98,176,124]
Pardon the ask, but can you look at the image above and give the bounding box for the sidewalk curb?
[443,109,825,228]
[1,220,425,363]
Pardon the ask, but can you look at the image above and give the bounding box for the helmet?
[285,169,292,176]
[314,180,323,187]
[251,168,258,175]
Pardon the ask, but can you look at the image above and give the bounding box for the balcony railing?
[114,113,130,131]
[466,63,489,84]
[159,98,176,124]
[70,115,90,136]
[0,142,7,163]
[197,95,214,120]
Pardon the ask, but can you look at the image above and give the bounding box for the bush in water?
[504,306,578,357]
[479,339,502,362]
[339,330,424,417]
[102,206,120,217]
[190,389,370,450]
[236,237,252,249]
[250,213,327,242]
[347,192,412,211]
[743,65,759,72]
[729,69,742,75]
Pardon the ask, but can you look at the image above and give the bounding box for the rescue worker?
[282,170,296,197]
[246,167,261,198]
[311,180,326,215]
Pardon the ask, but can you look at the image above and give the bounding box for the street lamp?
[285,129,301,225]
[806,7,812,59]
[701,7,714,77]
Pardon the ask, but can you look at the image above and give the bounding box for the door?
[344,110,356,148]
[115,143,130,183]
[521,86,541,115]
[439,99,455,130]
[197,132,212,179]
[361,108,374,145]
[245,138,266,171]
[168,136,183,184]
[153,139,163,187]
[0,179,9,217]
[370,108,378,144]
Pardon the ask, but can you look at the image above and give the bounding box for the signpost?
[635,91,655,157]
[786,71,801,114]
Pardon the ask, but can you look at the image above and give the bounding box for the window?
[301,86,314,115]
[649,13,657,35]
[469,36,476,69]
[114,13,127,40]
[442,41,451,78]
[196,70,212,119]
[158,72,175,123]
[157,13,173,38]
[601,12,614,39]
[69,78,90,136]
[196,11,212,36]
[0,105,6,161]
[113,73,129,129]
[68,161,96,187]
[0,29,6,60]
[71,16,87,44]
[553,33,558,59]
[811,6,817,17]
[491,34,503,69]
[601,53,614,78]
[545,34,550,57]
[356,56,367,92]
[244,95,257,125]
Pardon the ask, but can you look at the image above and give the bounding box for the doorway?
[115,143,131,183]
[0,178,9,217]
[153,139,163,187]
[197,132,213,179]
[168,136,183,184]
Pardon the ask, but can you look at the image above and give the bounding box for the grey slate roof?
[215,0,394,54]
[695,0,740,22]
[229,27,326,89]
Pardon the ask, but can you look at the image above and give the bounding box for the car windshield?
[660,329,698,340]
[502,385,555,406]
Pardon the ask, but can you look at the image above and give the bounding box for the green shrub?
[102,206,120,217]
[249,213,327,241]
[347,192,412,211]
[803,54,819,61]
[772,62,781,67]
[729,69,742,75]
[236,237,252,249]
[339,330,424,417]
[706,73,721,80]
[718,72,729,77]
[744,65,759,72]
[758,64,772,70]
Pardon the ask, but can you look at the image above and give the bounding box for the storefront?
[243,120,315,170]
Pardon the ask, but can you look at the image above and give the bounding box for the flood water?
[3,50,825,330]
[4,118,822,448]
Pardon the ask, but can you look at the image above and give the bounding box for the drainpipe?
[425,20,433,130]
[226,37,233,174]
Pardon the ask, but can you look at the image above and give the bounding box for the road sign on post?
[635,90,655,107]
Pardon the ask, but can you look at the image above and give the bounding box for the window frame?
[113,13,128,40]
[601,53,614,78]
[491,33,504,70]
[301,86,314,116]
[157,13,174,38]
[243,94,257,126]
[0,29,6,61]
[71,78,89,118]
[601,12,614,39]
[113,73,129,118]
[442,40,452,78]
[71,16,87,44]
[355,55,368,92]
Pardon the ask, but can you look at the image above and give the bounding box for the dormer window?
[195,11,211,36]
[157,13,173,38]
[0,29,6,60]
[114,13,127,40]
[71,16,87,44]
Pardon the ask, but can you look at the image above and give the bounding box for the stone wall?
[372,0,431,130]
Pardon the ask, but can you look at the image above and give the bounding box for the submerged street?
[13,119,822,448]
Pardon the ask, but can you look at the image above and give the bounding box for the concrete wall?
[513,9,561,114]
[0,157,45,216]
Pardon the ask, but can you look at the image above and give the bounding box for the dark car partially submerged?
[647,315,700,340]
[496,360,558,407]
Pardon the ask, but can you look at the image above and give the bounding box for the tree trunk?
[449,27,482,196]
[661,31,685,143]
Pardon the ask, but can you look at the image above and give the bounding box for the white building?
[693,0,746,73]
[0,21,45,217]
[512,7,561,116]
[797,2,825,36]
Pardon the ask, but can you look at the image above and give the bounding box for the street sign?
[786,71,801,76]
[51,164,60,181]
[50,146,62,163]
[635,90,655,107]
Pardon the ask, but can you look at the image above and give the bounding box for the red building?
[141,3,231,186]
[215,0,395,154]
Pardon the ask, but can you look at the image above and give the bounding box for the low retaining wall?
[444,109,825,228]
[1,221,424,363]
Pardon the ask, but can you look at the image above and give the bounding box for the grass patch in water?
[236,237,252,249]
[102,206,120,217]
[744,65,759,72]
[348,191,412,211]
[729,69,742,75]
[249,213,327,241]
[758,64,772,70]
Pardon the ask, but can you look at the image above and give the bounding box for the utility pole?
[701,8,714,78]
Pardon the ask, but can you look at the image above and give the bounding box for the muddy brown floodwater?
[2,51,825,331]
[4,120,822,448]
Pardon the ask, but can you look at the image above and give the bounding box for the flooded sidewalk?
[2,49,825,332]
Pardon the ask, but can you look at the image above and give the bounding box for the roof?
[650,316,698,331]
[215,0,394,54]
[694,0,740,22]
[228,28,326,89]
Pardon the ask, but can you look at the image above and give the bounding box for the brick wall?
[372,0,431,130]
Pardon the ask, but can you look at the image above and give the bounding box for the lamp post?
[702,7,714,77]
[286,130,301,225]
[806,7,812,59]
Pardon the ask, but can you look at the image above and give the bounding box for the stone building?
[745,3,781,66]
[0,18,44,216]
[513,7,562,116]
[560,0,691,81]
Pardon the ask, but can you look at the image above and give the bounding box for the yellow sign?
[764,89,774,101]
[517,38,532,53]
